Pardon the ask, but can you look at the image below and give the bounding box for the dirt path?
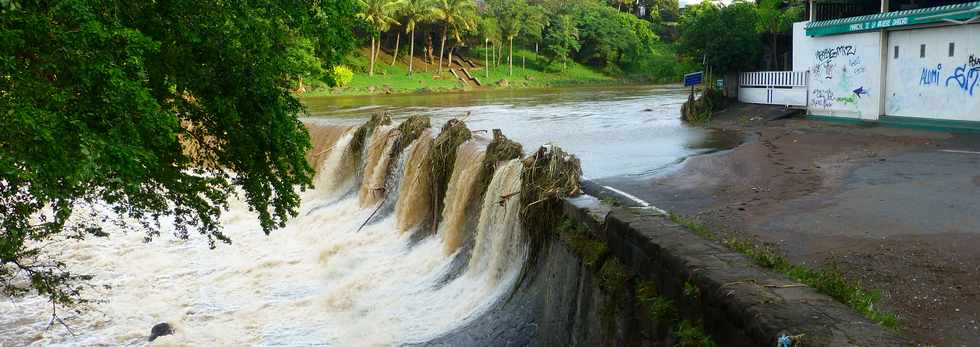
[598,112,980,345]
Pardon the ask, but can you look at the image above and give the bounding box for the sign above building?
[683,71,703,87]
[805,1,980,36]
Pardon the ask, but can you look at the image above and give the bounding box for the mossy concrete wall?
[555,195,915,346]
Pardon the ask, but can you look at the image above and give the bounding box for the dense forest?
[330,0,805,87]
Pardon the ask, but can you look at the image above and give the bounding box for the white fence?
[738,71,809,107]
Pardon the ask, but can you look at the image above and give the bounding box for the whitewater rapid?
[0,121,528,346]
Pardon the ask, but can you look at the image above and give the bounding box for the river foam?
[0,119,528,346]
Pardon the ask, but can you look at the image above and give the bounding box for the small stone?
[149,322,174,342]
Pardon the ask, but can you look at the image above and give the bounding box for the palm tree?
[400,0,435,75]
[358,0,401,76]
[432,0,477,74]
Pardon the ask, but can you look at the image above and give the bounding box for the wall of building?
[884,23,980,122]
[794,21,883,120]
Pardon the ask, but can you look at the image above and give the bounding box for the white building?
[744,0,980,128]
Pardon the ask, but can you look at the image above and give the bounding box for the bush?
[331,65,354,87]
[681,86,727,123]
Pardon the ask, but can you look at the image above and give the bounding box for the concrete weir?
[549,194,915,346]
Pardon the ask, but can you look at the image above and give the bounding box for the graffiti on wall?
[813,61,835,80]
[848,56,866,74]
[813,46,855,80]
[945,64,980,96]
[835,95,857,105]
[811,44,868,109]
[815,45,856,63]
[969,54,980,68]
[919,64,943,86]
[812,89,835,107]
[853,86,868,98]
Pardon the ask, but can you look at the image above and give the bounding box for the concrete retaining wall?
[556,195,915,346]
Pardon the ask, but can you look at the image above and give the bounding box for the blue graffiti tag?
[919,64,942,86]
[853,86,869,98]
[945,64,980,96]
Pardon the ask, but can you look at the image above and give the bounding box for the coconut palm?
[399,0,435,75]
[358,0,401,76]
[432,0,477,74]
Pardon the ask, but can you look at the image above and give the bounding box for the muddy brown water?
[302,85,741,179]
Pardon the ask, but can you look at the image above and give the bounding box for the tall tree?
[543,14,581,71]
[756,0,803,69]
[358,0,401,76]
[478,16,502,74]
[0,0,358,310]
[679,0,761,75]
[487,0,529,76]
[432,0,476,73]
[400,0,435,75]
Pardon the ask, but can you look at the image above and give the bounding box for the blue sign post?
[683,71,703,87]
[683,71,703,98]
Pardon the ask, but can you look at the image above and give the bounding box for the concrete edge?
[561,196,917,347]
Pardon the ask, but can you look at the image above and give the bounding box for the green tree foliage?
[757,0,803,68]
[0,0,357,309]
[358,0,402,76]
[432,0,477,73]
[542,15,581,71]
[486,0,534,75]
[679,0,762,75]
[399,0,436,75]
[569,1,659,73]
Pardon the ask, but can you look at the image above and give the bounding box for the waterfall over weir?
[1,116,552,346]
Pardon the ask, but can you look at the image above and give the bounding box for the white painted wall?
[794,23,883,119]
[884,24,980,122]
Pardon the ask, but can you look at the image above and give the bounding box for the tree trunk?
[448,42,454,71]
[375,38,382,74]
[409,30,416,75]
[391,32,401,66]
[438,27,447,74]
[370,36,376,76]
[508,37,513,76]
[485,38,490,79]
[497,44,504,66]
[491,42,495,69]
[772,34,779,70]
[425,33,432,72]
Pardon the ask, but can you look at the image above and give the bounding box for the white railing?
[738,71,809,107]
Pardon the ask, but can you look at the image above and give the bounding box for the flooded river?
[303,85,735,179]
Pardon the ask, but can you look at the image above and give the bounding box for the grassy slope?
[305,47,617,97]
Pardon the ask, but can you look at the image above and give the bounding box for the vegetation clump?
[637,281,678,323]
[427,118,473,225]
[348,112,394,165]
[331,65,354,87]
[477,129,524,196]
[681,86,727,124]
[519,146,582,251]
[396,115,432,147]
[676,320,719,347]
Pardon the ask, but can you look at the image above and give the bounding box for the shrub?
[332,65,354,87]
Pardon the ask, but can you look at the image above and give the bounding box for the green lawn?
[304,48,618,97]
